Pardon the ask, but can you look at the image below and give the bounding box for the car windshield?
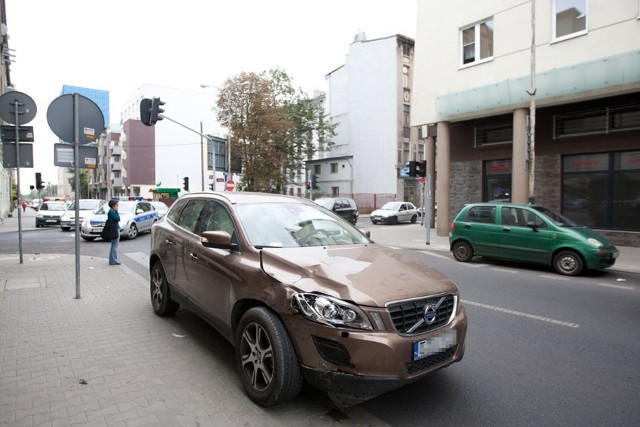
[380,202,402,211]
[43,203,66,211]
[117,201,138,214]
[152,202,168,212]
[235,202,371,248]
[69,200,101,211]
[533,206,579,227]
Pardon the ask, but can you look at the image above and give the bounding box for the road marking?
[540,274,634,290]
[490,267,518,274]
[418,250,449,260]
[462,299,580,328]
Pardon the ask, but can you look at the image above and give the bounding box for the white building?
[411,0,640,245]
[310,33,420,210]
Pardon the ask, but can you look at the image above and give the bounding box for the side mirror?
[201,230,239,251]
[526,221,539,232]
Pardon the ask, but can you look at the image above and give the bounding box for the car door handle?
[502,227,511,231]
[189,252,198,260]
[164,239,174,245]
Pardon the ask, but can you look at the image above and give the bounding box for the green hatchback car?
[449,203,619,276]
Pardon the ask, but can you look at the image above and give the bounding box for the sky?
[5,0,417,193]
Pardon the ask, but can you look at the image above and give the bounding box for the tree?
[216,69,336,193]
[66,168,90,198]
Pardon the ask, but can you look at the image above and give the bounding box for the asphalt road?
[2,216,639,426]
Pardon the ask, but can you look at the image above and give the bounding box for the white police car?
[80,199,158,241]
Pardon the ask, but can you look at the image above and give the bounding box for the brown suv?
[149,192,467,406]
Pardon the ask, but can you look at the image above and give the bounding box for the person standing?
[107,200,121,265]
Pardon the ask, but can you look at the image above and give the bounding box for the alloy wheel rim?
[240,322,274,391]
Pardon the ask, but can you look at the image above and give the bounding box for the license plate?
[46,219,57,223]
[413,330,457,361]
[612,250,619,259]
[91,228,102,233]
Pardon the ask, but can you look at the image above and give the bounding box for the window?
[330,163,338,173]
[403,65,410,88]
[553,0,587,41]
[466,206,496,224]
[484,160,511,202]
[553,103,640,139]
[331,187,339,196]
[314,164,321,175]
[475,122,512,147]
[461,18,494,65]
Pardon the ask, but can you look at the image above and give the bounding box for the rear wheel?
[150,261,180,316]
[553,251,584,276]
[236,307,303,407]
[411,215,417,224]
[452,240,474,262]
[126,223,138,239]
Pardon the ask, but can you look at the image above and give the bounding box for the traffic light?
[150,97,165,125]
[209,183,214,191]
[35,172,44,190]
[182,176,189,191]
[408,161,417,177]
[311,174,318,190]
[140,97,165,126]
[416,160,426,177]
[306,181,311,189]
[140,98,152,126]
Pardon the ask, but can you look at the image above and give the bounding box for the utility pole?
[528,0,537,203]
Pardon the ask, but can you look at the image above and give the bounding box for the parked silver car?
[60,199,107,231]
[81,200,158,241]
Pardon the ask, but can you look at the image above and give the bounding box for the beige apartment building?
[412,0,640,246]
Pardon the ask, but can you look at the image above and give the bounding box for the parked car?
[449,202,619,276]
[80,200,157,241]
[60,199,107,231]
[35,201,67,227]
[370,201,418,224]
[151,201,170,219]
[314,197,359,224]
[149,192,466,406]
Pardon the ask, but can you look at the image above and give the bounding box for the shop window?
[475,122,512,148]
[484,159,511,202]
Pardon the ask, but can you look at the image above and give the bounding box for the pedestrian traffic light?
[416,160,426,177]
[182,176,189,191]
[306,181,311,189]
[35,172,44,190]
[311,174,318,190]
[150,97,165,125]
[408,161,417,177]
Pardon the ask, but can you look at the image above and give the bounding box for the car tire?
[452,240,474,262]
[350,215,357,225]
[61,227,70,232]
[126,223,138,239]
[150,261,180,316]
[81,236,96,241]
[236,307,303,407]
[553,250,584,276]
[390,216,398,225]
[371,219,377,224]
[411,215,417,224]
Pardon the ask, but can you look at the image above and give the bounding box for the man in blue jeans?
[107,200,121,265]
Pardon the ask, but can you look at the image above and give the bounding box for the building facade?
[310,33,421,210]
[412,0,640,245]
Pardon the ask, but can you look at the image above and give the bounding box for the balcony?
[111,146,122,155]
[110,160,122,171]
[111,177,124,187]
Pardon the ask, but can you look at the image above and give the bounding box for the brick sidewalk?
[0,254,387,427]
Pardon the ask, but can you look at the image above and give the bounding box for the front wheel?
[236,307,303,407]
[150,261,180,316]
[81,236,96,241]
[452,240,474,262]
[553,251,584,276]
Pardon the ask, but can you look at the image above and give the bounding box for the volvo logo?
[423,304,438,325]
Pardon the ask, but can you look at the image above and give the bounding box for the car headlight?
[61,213,69,221]
[292,293,372,330]
[587,237,602,247]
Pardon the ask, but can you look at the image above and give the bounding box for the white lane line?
[594,282,635,290]
[539,274,571,281]
[490,267,518,274]
[540,274,633,290]
[418,250,450,260]
[463,299,580,328]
